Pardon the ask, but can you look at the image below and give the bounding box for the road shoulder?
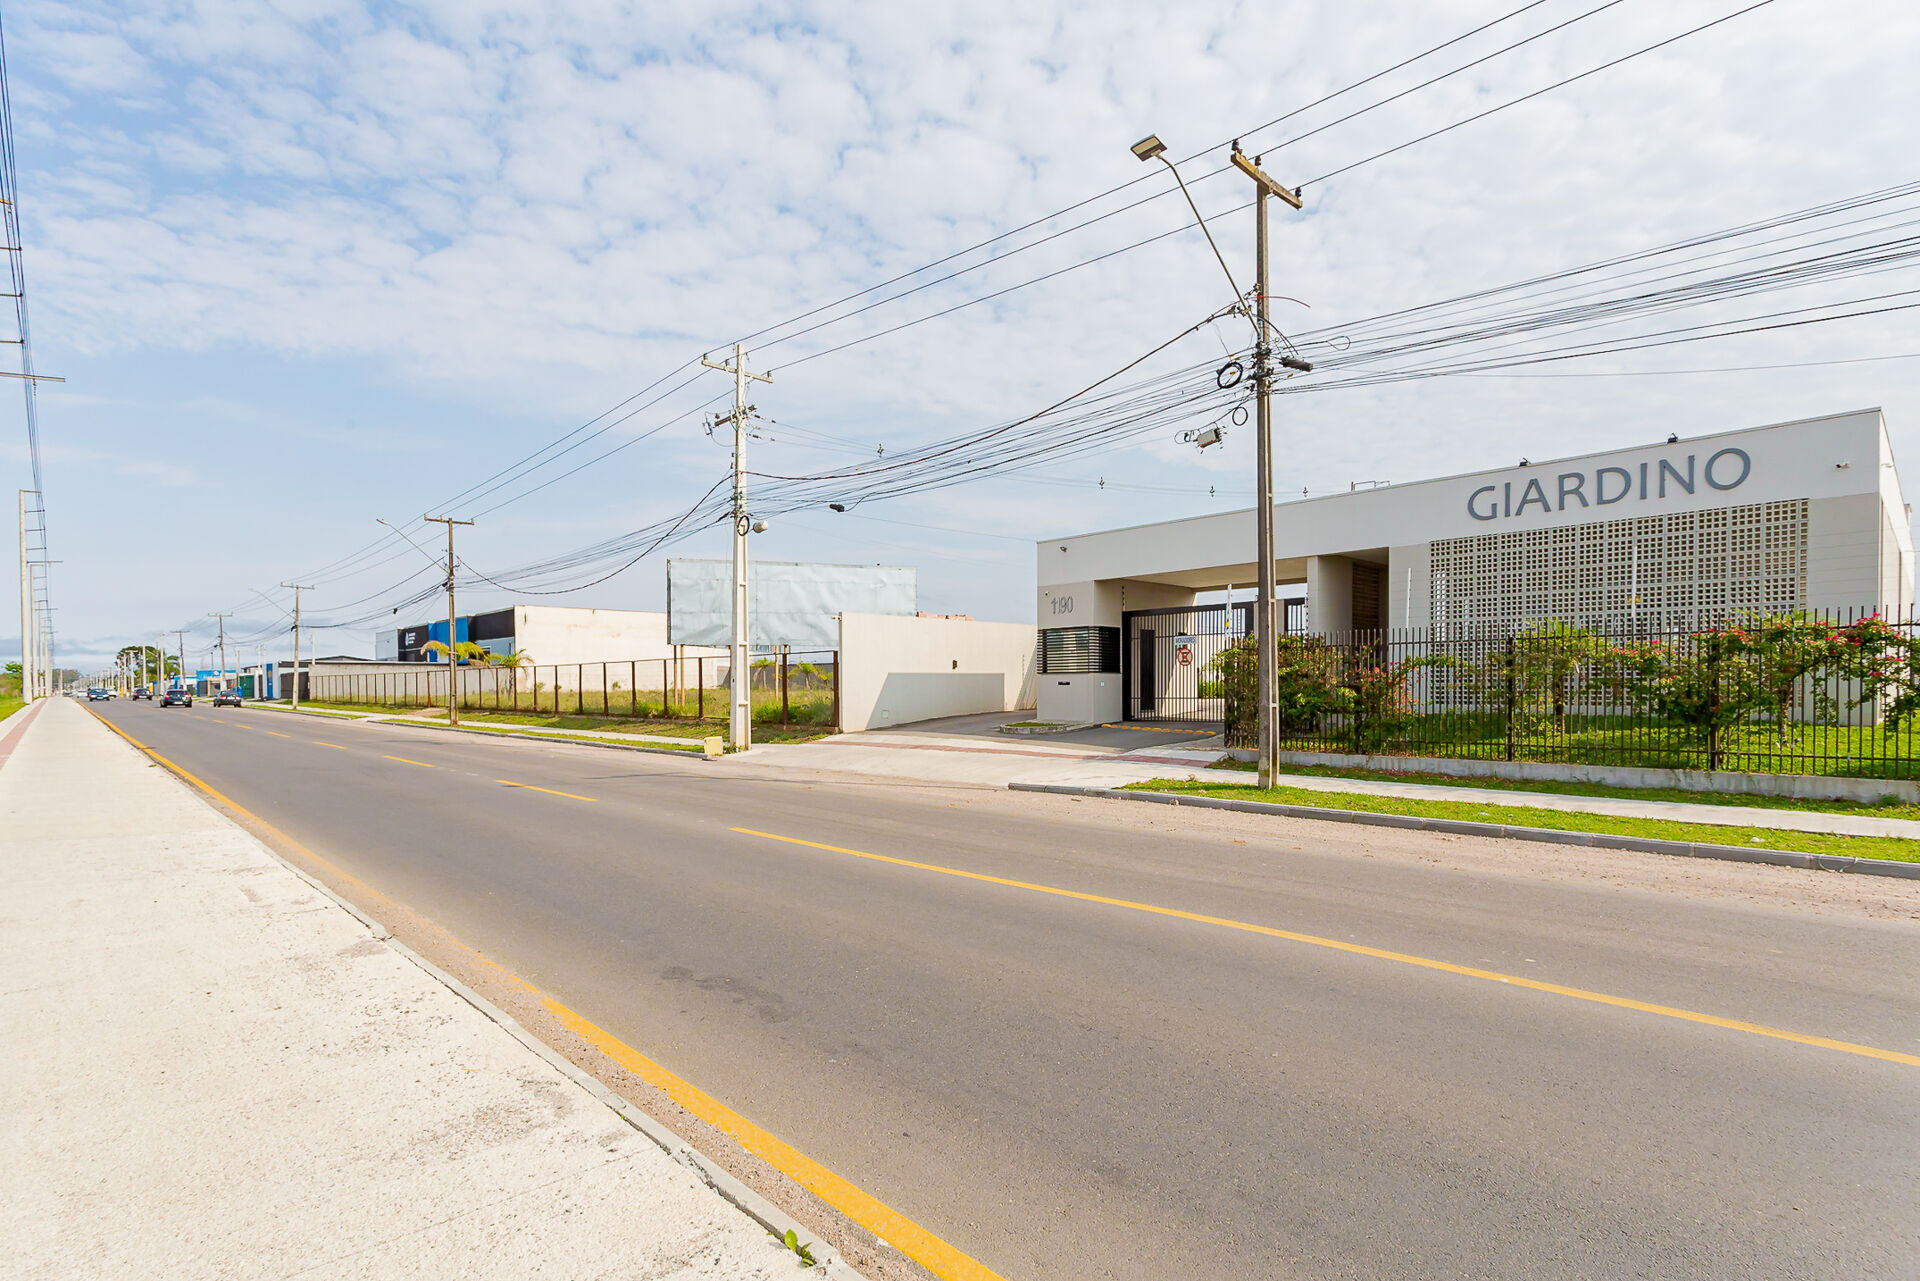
[2,697,856,1279]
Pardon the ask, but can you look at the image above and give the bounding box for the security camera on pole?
[1132,134,1311,788]
[701,342,772,753]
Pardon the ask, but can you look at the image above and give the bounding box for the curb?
[78,702,863,1278]
[374,717,710,759]
[1008,782,1920,880]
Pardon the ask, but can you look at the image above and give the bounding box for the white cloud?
[10,0,1920,652]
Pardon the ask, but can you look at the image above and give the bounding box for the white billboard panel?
[668,559,916,649]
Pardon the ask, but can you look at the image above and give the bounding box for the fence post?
[781,647,790,726]
[1504,634,1517,763]
[1709,629,1723,773]
[698,657,705,720]
[602,662,609,716]
[831,650,840,730]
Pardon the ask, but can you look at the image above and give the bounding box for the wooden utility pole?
[422,516,473,725]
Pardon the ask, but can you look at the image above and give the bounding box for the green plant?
[422,639,490,665]
[1337,654,1453,754]
[1208,633,1344,744]
[775,1228,817,1267]
[1836,613,1920,731]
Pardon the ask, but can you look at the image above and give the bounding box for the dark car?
[159,687,194,707]
[86,687,110,701]
[131,687,152,700]
[212,689,243,707]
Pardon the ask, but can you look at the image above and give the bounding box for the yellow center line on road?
[382,755,435,768]
[313,742,348,751]
[732,827,1920,1071]
[83,709,1008,1281]
[264,731,292,738]
[496,779,596,802]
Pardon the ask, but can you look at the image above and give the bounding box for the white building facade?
[1035,409,1914,725]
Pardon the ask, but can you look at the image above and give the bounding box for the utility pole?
[208,612,230,692]
[171,629,188,695]
[17,489,35,701]
[280,584,313,710]
[1229,142,1309,789]
[422,516,473,726]
[700,343,771,752]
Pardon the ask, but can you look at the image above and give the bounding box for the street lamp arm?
[1154,154,1246,315]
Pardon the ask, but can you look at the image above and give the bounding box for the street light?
[1132,134,1243,306]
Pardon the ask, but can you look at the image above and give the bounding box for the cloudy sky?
[6,0,1919,671]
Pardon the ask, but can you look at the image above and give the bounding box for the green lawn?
[0,694,22,722]
[1211,759,1920,820]
[1125,778,1920,865]
[1267,713,1920,780]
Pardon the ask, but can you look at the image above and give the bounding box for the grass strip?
[455,710,833,744]
[1126,778,1920,865]
[423,721,704,752]
[1209,759,1920,820]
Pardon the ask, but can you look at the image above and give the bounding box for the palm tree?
[420,639,489,665]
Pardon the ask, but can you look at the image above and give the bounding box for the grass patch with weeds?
[455,709,833,744]
[1125,778,1920,865]
[1208,759,1920,820]
[424,721,705,752]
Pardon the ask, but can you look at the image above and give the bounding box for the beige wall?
[839,613,1037,731]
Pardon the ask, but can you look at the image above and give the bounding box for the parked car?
[86,687,109,701]
[212,689,243,707]
[159,687,194,707]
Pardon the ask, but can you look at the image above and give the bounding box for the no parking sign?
[1173,635,1195,667]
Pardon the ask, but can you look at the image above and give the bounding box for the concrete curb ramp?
[1009,782,1920,880]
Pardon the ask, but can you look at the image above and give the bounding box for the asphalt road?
[94,700,1920,1280]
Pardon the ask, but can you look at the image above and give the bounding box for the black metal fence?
[309,650,840,729]
[1217,611,1920,779]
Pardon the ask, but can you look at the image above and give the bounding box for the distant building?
[374,605,711,666]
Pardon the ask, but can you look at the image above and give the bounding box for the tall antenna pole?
[279,585,313,710]
[422,517,473,726]
[701,343,771,752]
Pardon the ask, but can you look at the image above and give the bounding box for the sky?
[6,0,1920,673]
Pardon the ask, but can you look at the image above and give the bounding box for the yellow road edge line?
[731,826,1920,1070]
[541,996,1008,1281]
[313,741,348,750]
[382,754,435,768]
[81,712,1007,1281]
[496,779,597,802]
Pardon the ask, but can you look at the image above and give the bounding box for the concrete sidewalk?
[1,697,850,1280]
[736,730,1920,839]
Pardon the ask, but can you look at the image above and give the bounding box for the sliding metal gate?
[1121,602,1251,723]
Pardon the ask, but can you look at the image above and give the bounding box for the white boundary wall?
[838,613,1037,731]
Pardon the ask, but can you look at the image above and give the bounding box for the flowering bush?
[1337,655,1452,754]
[1834,614,1920,730]
[1208,634,1342,745]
